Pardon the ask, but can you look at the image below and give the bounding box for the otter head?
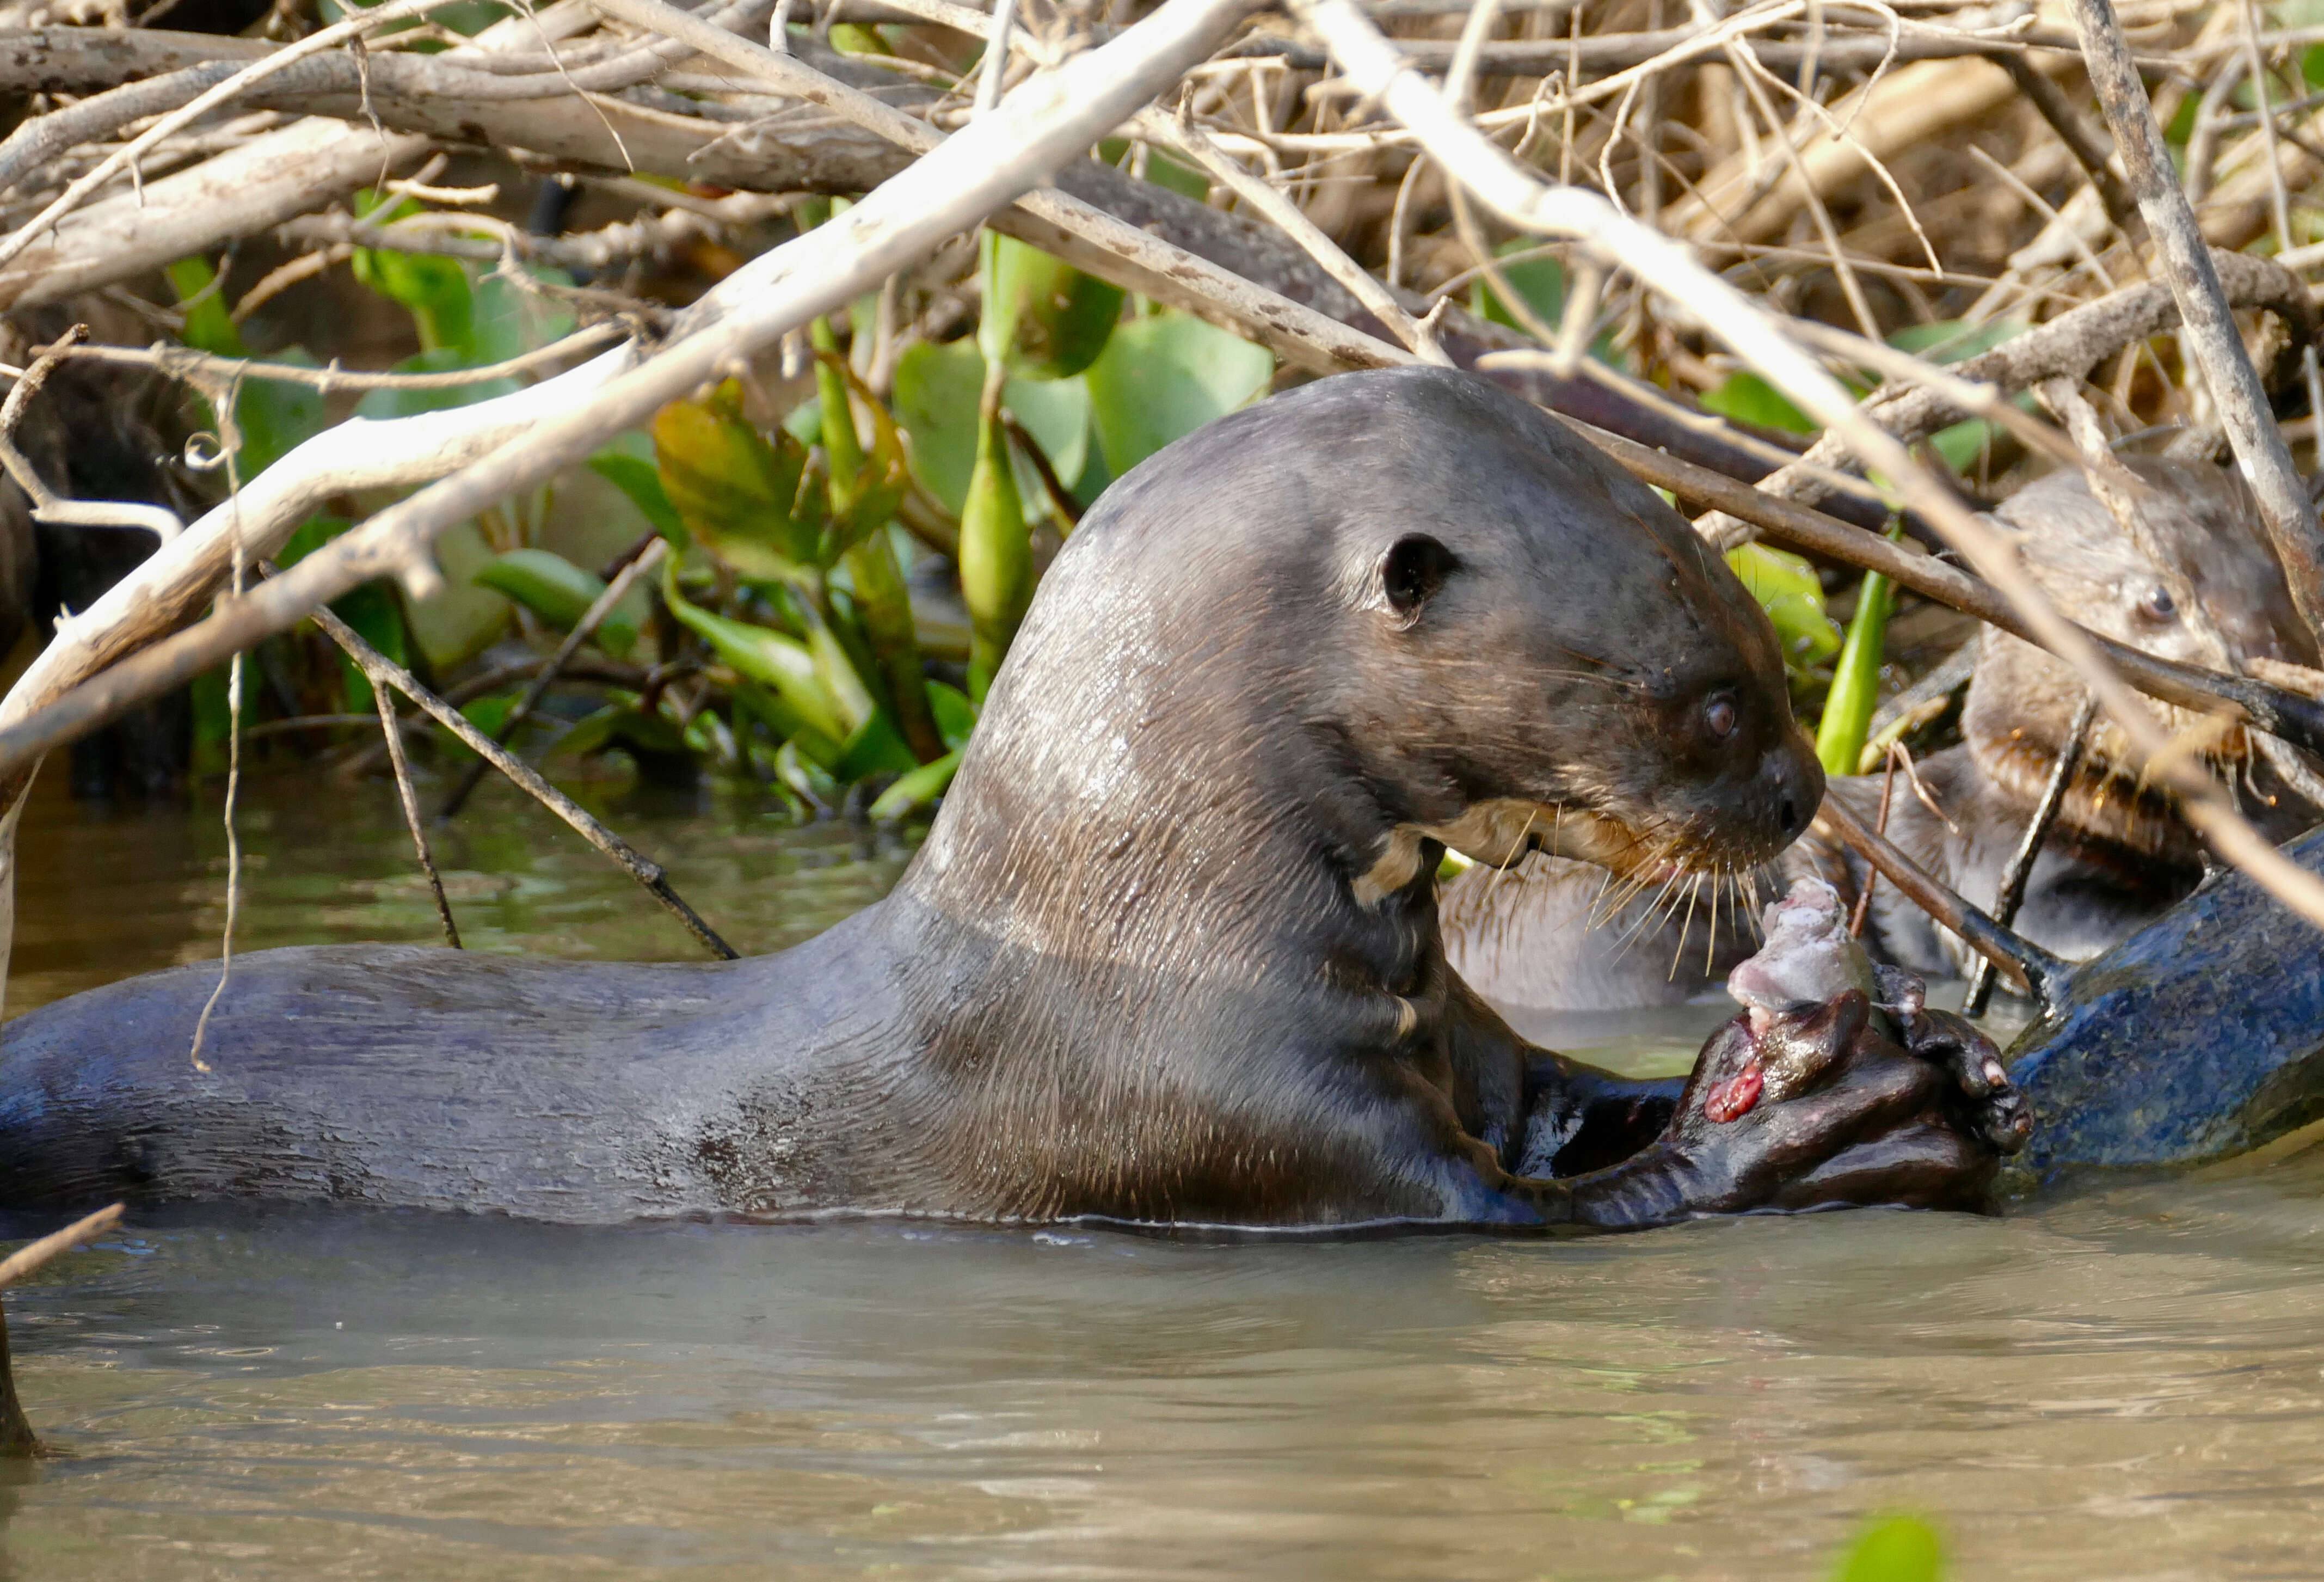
[1282,369,1824,904]
[909,366,1822,959]
[1968,458,2316,842]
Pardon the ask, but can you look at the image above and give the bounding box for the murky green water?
[6,771,2324,1579]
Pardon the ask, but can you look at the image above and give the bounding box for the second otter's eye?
[1704,694,1739,742]
[2138,585,2177,623]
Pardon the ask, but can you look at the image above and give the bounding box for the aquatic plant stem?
[439,536,670,819]
[1815,537,1899,777]
[1965,697,2098,1017]
[308,606,738,961]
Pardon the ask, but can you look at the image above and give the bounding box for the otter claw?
[1900,1004,2032,1156]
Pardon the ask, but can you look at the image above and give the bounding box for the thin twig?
[1965,695,2096,1016]
[370,661,462,949]
[0,1205,125,1293]
[308,604,737,960]
[439,536,669,819]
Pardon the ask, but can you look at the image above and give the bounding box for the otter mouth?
[1354,795,1712,906]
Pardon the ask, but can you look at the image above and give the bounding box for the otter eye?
[1704,694,1739,741]
[1380,534,1460,624]
[2138,585,2177,622]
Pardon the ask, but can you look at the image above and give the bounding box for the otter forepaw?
[1900,1005,2033,1156]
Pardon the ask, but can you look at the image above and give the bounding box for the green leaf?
[1471,243,1566,334]
[473,547,637,657]
[588,443,685,544]
[1083,310,1272,477]
[549,703,690,762]
[927,680,977,751]
[470,268,576,367]
[894,340,1092,516]
[661,562,851,742]
[651,380,822,581]
[1095,137,1209,201]
[1727,542,1840,670]
[979,233,1124,380]
[165,257,326,477]
[1699,372,1817,436]
[835,709,919,780]
[1831,1516,1944,1582]
[349,193,473,354]
[866,747,961,819]
[814,352,913,563]
[1886,317,2025,366]
[281,514,410,709]
[959,400,1031,701]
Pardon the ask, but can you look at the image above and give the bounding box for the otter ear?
[1380,534,1460,625]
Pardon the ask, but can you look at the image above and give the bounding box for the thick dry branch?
[1696,250,2314,537]
[0,0,1269,790]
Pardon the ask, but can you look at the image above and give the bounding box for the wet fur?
[2,369,2008,1230]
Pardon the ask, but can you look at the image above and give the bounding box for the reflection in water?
[5,773,2323,1579]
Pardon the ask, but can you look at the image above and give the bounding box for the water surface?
[5,772,2321,1580]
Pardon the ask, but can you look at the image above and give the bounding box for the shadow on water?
[9,772,2324,1579]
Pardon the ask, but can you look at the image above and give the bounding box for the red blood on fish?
[1704,1061,1765,1123]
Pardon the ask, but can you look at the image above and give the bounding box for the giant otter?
[1444,456,2322,1007]
[0,367,2019,1229]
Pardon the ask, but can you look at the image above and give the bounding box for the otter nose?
[1763,741,1824,845]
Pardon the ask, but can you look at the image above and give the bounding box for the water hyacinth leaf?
[834,709,919,780]
[587,445,686,545]
[1700,371,1818,436]
[651,381,822,582]
[1726,542,1841,669]
[349,193,473,353]
[354,346,519,422]
[1094,137,1210,201]
[549,703,690,763]
[927,680,977,751]
[1886,316,2024,366]
[1084,311,1271,477]
[868,747,962,819]
[814,352,912,562]
[894,341,1091,516]
[733,682,845,770]
[978,233,1125,381]
[1830,1516,1945,1582]
[165,257,325,478]
[774,738,844,807]
[1472,245,1566,331]
[281,515,410,710]
[471,268,576,367]
[661,564,851,743]
[473,547,638,657]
